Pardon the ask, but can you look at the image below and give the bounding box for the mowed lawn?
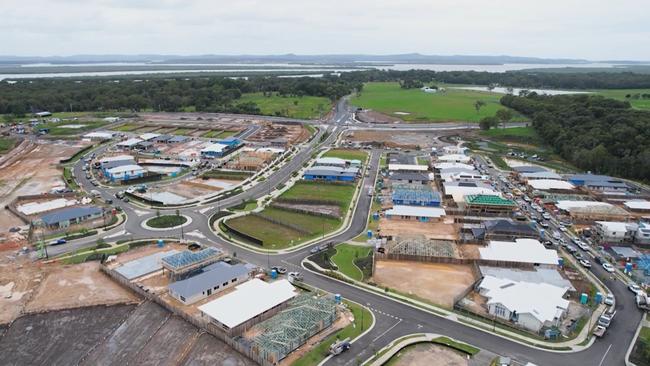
[591,89,650,110]
[239,92,331,119]
[38,120,109,135]
[322,148,368,162]
[226,215,303,248]
[331,244,373,281]
[351,82,524,123]
[280,181,356,213]
[479,126,541,144]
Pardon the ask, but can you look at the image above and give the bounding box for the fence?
[251,212,311,235]
[375,252,536,270]
[100,265,275,366]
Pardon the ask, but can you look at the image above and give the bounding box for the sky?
[1,0,649,60]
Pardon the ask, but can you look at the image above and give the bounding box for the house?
[624,200,650,213]
[105,164,146,182]
[437,154,471,164]
[439,167,481,182]
[201,143,229,158]
[38,206,103,229]
[116,138,143,149]
[135,141,156,152]
[388,164,428,173]
[474,219,538,241]
[303,166,358,182]
[390,172,430,185]
[315,157,362,169]
[568,174,629,193]
[103,117,120,123]
[594,221,638,244]
[462,194,516,214]
[512,166,547,174]
[520,171,563,181]
[385,205,446,222]
[139,133,160,141]
[434,162,475,171]
[443,181,499,203]
[555,200,632,222]
[34,111,52,117]
[198,279,297,336]
[527,179,575,192]
[214,137,242,148]
[154,134,174,143]
[442,146,469,155]
[479,238,560,267]
[168,135,189,143]
[635,222,650,245]
[391,184,441,207]
[478,275,570,333]
[83,131,115,140]
[168,262,250,305]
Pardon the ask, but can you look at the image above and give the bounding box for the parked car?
[49,238,67,246]
[579,259,592,268]
[594,256,605,265]
[598,314,613,328]
[604,293,615,306]
[602,263,615,273]
[559,226,567,232]
[629,284,643,295]
[271,266,287,274]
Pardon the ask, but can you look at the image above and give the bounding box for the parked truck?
[593,325,607,338]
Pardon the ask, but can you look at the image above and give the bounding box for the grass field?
[292,301,373,366]
[322,148,369,162]
[113,123,140,132]
[172,128,193,135]
[38,120,108,135]
[591,89,650,110]
[239,92,331,119]
[351,82,526,123]
[331,244,373,281]
[0,137,18,154]
[281,181,356,212]
[201,130,223,138]
[479,126,542,144]
[146,215,187,228]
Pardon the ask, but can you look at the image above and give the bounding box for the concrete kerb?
[211,148,369,255]
[625,317,648,366]
[316,298,378,366]
[301,257,597,353]
[141,214,193,231]
[360,333,442,366]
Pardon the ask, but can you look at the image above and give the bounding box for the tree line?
[339,69,650,90]
[500,93,650,181]
[0,76,361,116]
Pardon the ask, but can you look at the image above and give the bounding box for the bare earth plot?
[132,316,200,366]
[180,333,257,366]
[378,220,459,241]
[0,304,137,366]
[389,343,468,366]
[373,260,476,308]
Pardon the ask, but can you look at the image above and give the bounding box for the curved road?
[54,99,643,366]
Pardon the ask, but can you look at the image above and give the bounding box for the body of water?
[451,86,590,95]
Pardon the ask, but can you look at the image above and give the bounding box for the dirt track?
[389,343,468,366]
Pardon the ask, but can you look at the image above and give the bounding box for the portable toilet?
[595,292,603,304]
[539,229,545,240]
[580,293,588,305]
[558,258,564,268]
[270,269,278,279]
[157,239,164,248]
[372,212,379,221]
[367,230,373,238]
[334,294,342,304]
[625,262,633,273]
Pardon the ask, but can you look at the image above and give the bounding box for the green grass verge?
[0,137,18,154]
[431,336,480,356]
[291,301,372,366]
[239,92,331,119]
[230,200,258,212]
[146,215,187,228]
[59,243,130,264]
[351,82,525,123]
[331,244,372,281]
[322,148,369,162]
[280,181,356,213]
[62,167,79,190]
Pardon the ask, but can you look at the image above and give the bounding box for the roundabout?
[141,214,192,231]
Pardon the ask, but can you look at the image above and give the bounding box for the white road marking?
[372,319,402,343]
[104,230,126,239]
[597,344,612,366]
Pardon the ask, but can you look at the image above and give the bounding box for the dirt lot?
[389,343,468,366]
[181,333,256,366]
[0,140,91,234]
[379,219,459,241]
[458,244,480,259]
[356,110,402,124]
[345,130,453,150]
[0,253,140,324]
[373,260,476,308]
[25,261,139,313]
[272,202,340,218]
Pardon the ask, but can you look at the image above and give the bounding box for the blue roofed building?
[39,206,104,229]
[303,166,358,182]
[214,137,242,148]
[392,184,441,207]
[168,261,250,304]
[568,174,629,192]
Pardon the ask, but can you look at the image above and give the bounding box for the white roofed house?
[594,221,638,245]
[385,205,446,222]
[116,138,143,149]
[388,164,428,173]
[105,164,146,182]
[479,238,560,267]
[478,275,570,333]
[437,154,471,164]
[526,179,575,192]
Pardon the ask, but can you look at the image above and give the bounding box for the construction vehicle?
[329,337,351,355]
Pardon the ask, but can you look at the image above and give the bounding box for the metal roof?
[385,205,446,218]
[390,172,430,182]
[465,194,516,206]
[168,262,249,299]
[40,206,103,225]
[162,247,222,270]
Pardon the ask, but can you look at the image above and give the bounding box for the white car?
[559,226,567,232]
[604,293,615,306]
[579,259,592,268]
[602,263,615,273]
[629,284,643,295]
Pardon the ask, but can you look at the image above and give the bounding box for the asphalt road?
[49,100,646,366]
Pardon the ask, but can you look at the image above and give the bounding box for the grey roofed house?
[479,266,575,291]
[390,172,430,182]
[40,206,103,226]
[168,135,189,143]
[568,174,629,190]
[479,219,538,239]
[512,165,547,173]
[154,134,173,143]
[168,262,249,300]
[388,154,416,165]
[304,167,358,178]
[101,159,136,170]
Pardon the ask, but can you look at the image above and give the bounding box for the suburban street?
[49,99,646,366]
